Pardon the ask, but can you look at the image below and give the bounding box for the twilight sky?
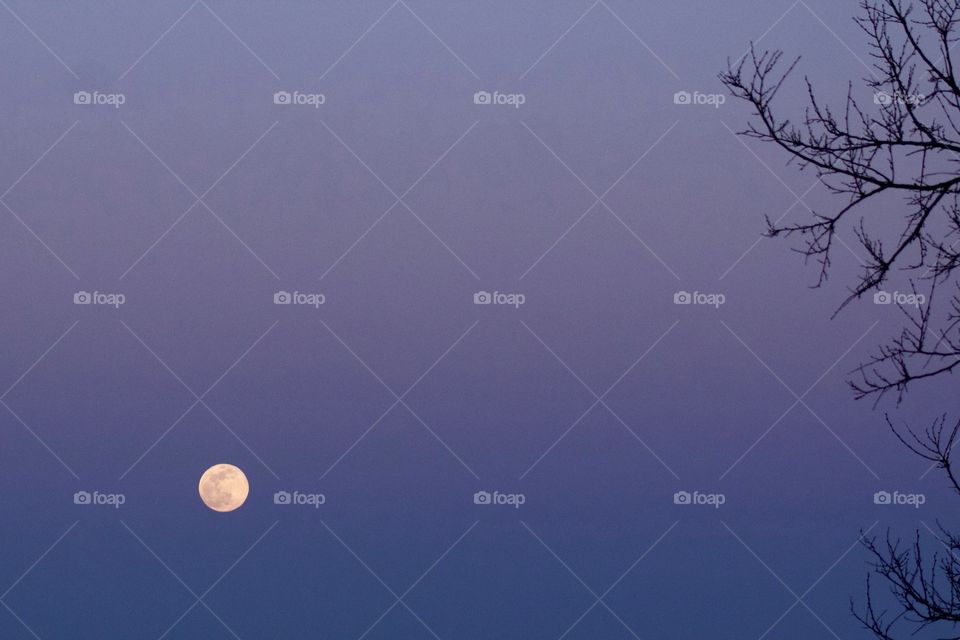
[0,1,954,638]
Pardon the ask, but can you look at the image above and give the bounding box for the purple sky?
[0,1,953,638]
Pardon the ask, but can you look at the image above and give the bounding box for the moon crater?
[199,464,249,512]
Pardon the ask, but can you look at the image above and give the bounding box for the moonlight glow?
[198,464,249,513]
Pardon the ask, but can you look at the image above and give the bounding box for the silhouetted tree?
[721,1,960,637]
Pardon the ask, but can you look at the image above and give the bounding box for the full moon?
[198,464,249,512]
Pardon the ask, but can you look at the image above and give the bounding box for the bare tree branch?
[722,2,960,638]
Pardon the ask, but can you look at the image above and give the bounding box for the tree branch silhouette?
[721,1,960,637]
